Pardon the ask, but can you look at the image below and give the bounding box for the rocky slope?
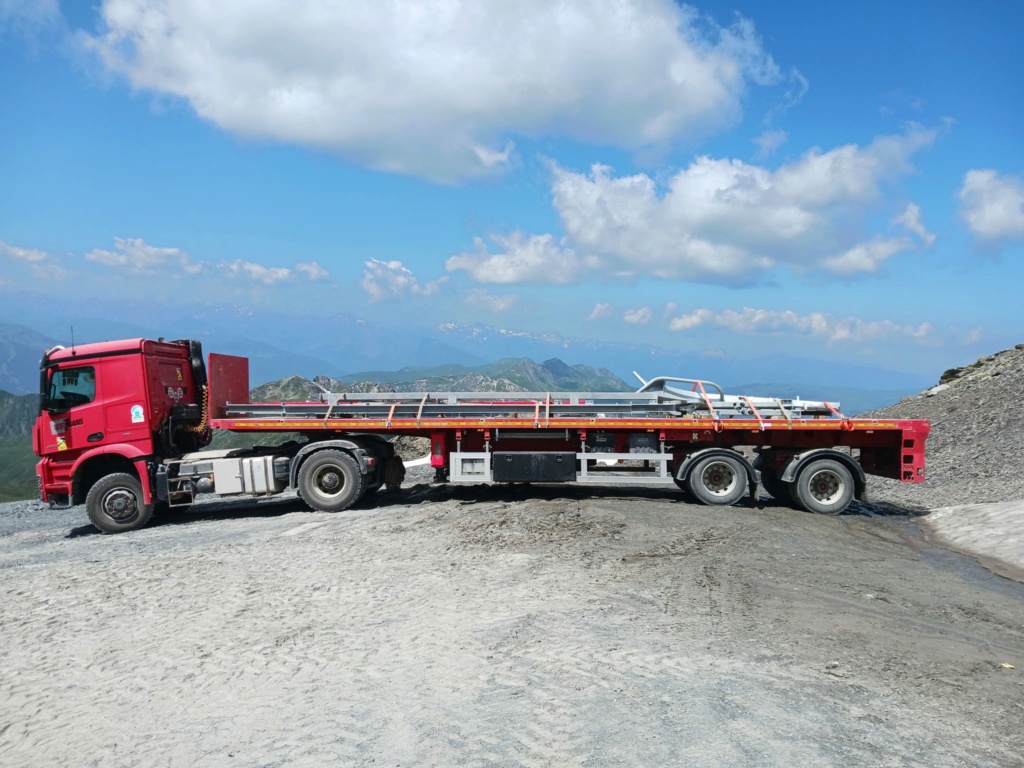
[865,344,1024,510]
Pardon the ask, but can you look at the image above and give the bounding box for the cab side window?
[49,366,96,409]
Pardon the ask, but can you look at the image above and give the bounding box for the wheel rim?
[700,461,738,496]
[313,466,346,499]
[807,469,844,505]
[101,487,140,522]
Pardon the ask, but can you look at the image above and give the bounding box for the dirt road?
[1,485,1022,767]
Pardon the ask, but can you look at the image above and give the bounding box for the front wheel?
[297,450,365,513]
[86,473,154,533]
[686,454,747,506]
[793,459,854,514]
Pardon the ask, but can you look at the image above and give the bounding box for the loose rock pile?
[863,344,1024,510]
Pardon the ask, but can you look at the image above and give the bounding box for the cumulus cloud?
[534,125,938,285]
[446,233,585,284]
[0,238,66,279]
[86,237,204,275]
[753,129,787,159]
[820,237,914,276]
[84,236,314,284]
[360,259,446,302]
[669,306,932,344]
[219,260,291,285]
[958,169,1024,243]
[295,261,330,281]
[0,0,60,31]
[465,288,519,312]
[0,239,51,263]
[894,203,935,247]
[83,0,785,181]
[587,302,614,321]
[624,306,652,324]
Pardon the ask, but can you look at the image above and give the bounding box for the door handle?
[87,432,104,442]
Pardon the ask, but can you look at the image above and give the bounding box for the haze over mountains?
[0,305,931,401]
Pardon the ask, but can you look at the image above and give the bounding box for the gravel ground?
[863,345,1024,511]
[2,478,1022,767]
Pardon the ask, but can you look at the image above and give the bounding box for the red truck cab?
[34,338,209,529]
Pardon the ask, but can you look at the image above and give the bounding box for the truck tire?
[298,450,365,513]
[792,458,854,515]
[687,454,747,506]
[753,456,792,505]
[86,473,155,533]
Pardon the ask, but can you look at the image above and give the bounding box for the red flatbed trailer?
[34,339,929,534]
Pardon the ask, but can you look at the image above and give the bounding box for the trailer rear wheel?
[298,450,365,513]
[687,455,746,506]
[86,473,154,533]
[793,459,854,515]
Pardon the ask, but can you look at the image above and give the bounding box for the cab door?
[39,364,106,456]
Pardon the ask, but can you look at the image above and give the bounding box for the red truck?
[34,337,929,533]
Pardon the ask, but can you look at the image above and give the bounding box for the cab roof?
[45,338,189,363]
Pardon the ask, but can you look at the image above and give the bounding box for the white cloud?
[753,129,787,159]
[360,259,446,302]
[83,0,785,182]
[668,308,714,331]
[539,125,937,285]
[624,306,652,324]
[86,237,204,275]
[446,233,584,284]
[465,288,519,312]
[587,302,614,321]
[958,169,1024,242]
[0,0,60,30]
[0,238,66,280]
[0,239,51,263]
[295,261,330,281]
[820,237,914,276]
[219,260,291,285]
[894,203,935,247]
[84,236,313,285]
[669,306,932,344]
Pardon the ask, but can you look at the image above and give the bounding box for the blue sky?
[2,0,1023,378]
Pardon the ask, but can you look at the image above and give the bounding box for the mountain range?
[1,310,931,399]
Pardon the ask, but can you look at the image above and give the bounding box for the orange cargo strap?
[824,401,854,430]
[741,396,767,430]
[416,393,429,428]
[694,380,719,420]
[775,398,793,429]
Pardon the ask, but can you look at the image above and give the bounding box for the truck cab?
[34,338,210,530]
[34,337,391,533]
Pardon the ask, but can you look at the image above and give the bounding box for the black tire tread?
[85,472,154,534]
[686,454,747,506]
[298,450,365,513]
[793,458,854,515]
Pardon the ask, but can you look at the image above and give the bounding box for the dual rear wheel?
[680,453,856,514]
[756,455,854,514]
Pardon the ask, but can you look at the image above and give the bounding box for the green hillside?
[0,436,37,502]
[0,390,38,502]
